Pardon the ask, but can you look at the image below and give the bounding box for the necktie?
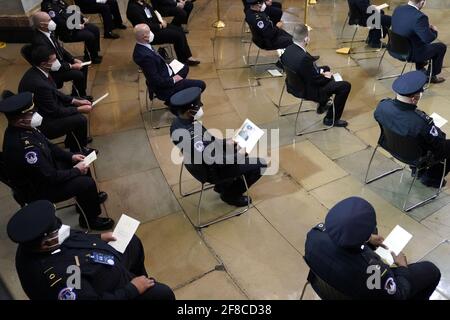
[50,33,64,60]
[48,74,56,87]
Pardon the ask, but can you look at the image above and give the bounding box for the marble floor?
[1,0,450,300]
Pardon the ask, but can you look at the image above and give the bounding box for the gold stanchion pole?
[304,0,316,31]
[212,0,225,28]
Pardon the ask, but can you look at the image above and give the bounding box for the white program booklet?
[169,59,185,74]
[92,93,109,107]
[268,69,283,77]
[233,118,265,153]
[375,225,413,265]
[80,61,92,67]
[430,112,448,128]
[376,3,389,11]
[333,72,343,82]
[154,10,164,23]
[277,49,285,57]
[82,151,97,166]
[109,214,140,253]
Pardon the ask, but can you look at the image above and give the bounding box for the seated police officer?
[347,0,391,48]
[375,71,450,188]
[32,11,91,99]
[0,92,113,231]
[245,0,292,50]
[151,0,194,30]
[7,200,175,300]
[281,24,351,127]
[305,197,441,299]
[41,0,103,64]
[170,87,266,207]
[242,0,283,25]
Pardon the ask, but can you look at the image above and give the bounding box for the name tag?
[89,252,115,266]
[144,7,152,19]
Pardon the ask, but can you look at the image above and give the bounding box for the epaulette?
[20,133,36,149]
[414,109,433,125]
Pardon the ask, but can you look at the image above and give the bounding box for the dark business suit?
[18,67,88,152]
[281,44,351,121]
[126,0,193,62]
[392,4,447,76]
[132,43,205,102]
[32,30,88,96]
[151,0,193,27]
[75,0,124,35]
[347,0,391,46]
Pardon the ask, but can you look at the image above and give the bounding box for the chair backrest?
[387,29,412,61]
[0,152,13,188]
[283,65,306,99]
[377,122,430,166]
[184,163,210,184]
[21,44,33,66]
[247,22,267,49]
[347,0,363,25]
[303,256,352,300]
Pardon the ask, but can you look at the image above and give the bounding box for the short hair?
[292,24,309,42]
[31,46,53,66]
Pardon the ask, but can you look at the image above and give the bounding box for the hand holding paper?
[108,214,140,253]
[430,112,448,129]
[169,59,185,74]
[233,119,265,153]
[92,93,109,107]
[375,225,412,265]
[82,151,97,166]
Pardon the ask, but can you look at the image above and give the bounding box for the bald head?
[32,11,52,31]
[134,24,151,43]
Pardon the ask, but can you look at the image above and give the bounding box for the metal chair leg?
[378,61,410,81]
[75,200,91,233]
[425,59,433,90]
[376,48,387,76]
[274,82,296,117]
[146,88,171,129]
[179,165,214,197]
[349,26,358,52]
[299,281,310,300]
[364,145,404,184]
[246,42,252,65]
[295,100,335,136]
[339,15,349,39]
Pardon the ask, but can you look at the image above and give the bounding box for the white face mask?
[58,224,70,245]
[193,107,204,121]
[50,59,61,71]
[30,112,43,128]
[148,31,155,44]
[260,3,267,11]
[47,20,57,32]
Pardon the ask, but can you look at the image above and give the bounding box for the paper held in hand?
[375,225,413,265]
[82,151,97,166]
[233,118,265,153]
[169,59,185,74]
[108,214,140,254]
[333,73,343,82]
[430,112,448,128]
[376,3,389,11]
[92,93,109,107]
[154,10,164,23]
[80,61,91,67]
[268,69,283,77]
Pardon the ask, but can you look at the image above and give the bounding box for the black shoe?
[323,118,348,127]
[92,56,103,64]
[82,147,98,156]
[186,59,200,66]
[113,23,127,30]
[104,32,120,39]
[82,95,94,102]
[79,216,114,230]
[317,98,333,114]
[420,176,447,188]
[220,194,252,207]
[98,191,108,204]
[213,185,224,194]
[311,55,320,61]
[429,76,446,84]
[87,136,93,144]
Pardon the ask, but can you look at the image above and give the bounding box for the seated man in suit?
[32,12,90,99]
[242,0,283,25]
[127,0,199,65]
[151,0,193,29]
[348,0,391,48]
[392,0,446,84]
[281,24,351,127]
[0,93,114,231]
[132,24,205,104]
[18,46,93,154]
[245,0,292,50]
[170,87,266,207]
[375,71,450,188]
[41,0,102,64]
[75,0,127,39]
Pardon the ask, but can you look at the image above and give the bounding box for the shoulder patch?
[430,126,439,137]
[25,151,38,164]
[58,287,77,300]
[384,277,397,295]
[257,21,265,29]
[194,141,205,152]
[48,10,56,18]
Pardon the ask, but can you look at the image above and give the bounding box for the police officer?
[7,200,175,300]
[245,0,292,50]
[374,71,450,188]
[170,87,266,207]
[242,0,283,25]
[41,0,102,64]
[305,197,441,299]
[0,92,113,230]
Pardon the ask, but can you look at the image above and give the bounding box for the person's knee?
[199,80,206,91]
[145,282,176,300]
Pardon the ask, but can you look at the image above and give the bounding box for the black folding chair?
[365,122,446,212]
[20,44,33,65]
[245,23,279,67]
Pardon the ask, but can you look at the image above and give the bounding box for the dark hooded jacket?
[305,197,412,299]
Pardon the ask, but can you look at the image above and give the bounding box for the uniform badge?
[430,126,438,137]
[58,287,77,300]
[384,277,397,295]
[49,10,56,18]
[25,151,38,164]
[257,21,264,29]
[194,141,205,152]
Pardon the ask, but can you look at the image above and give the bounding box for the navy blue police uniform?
[374,71,450,186]
[305,197,441,300]
[7,200,175,300]
[242,0,283,25]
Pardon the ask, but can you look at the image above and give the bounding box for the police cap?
[392,71,428,96]
[7,200,60,245]
[170,87,202,113]
[0,92,34,116]
[246,0,264,4]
